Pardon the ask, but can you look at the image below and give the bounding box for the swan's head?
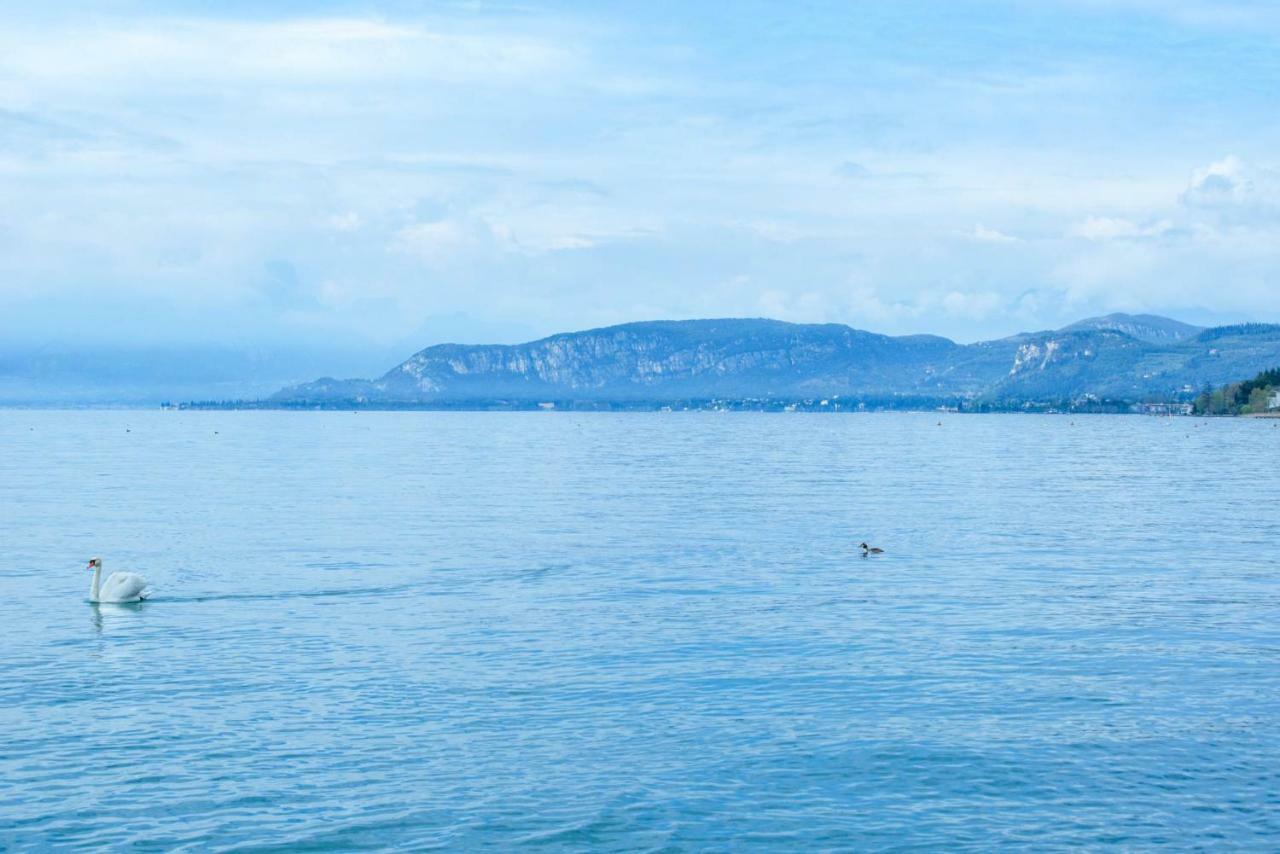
[87,558,101,570]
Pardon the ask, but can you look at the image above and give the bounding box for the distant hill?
[1059,313,1204,343]
[270,314,1280,406]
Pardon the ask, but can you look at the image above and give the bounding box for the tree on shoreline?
[1194,367,1280,415]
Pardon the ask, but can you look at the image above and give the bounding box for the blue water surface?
[1,411,1278,850]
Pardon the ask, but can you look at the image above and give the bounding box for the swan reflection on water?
[89,600,147,635]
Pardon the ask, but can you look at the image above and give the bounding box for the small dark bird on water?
[860,542,884,555]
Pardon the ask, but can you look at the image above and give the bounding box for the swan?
[87,558,150,603]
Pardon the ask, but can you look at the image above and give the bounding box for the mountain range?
[270,313,1280,407]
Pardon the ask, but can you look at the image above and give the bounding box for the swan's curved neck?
[89,564,102,602]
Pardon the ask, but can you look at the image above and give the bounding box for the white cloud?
[940,290,1004,319]
[835,161,870,179]
[1060,0,1280,31]
[1069,216,1173,241]
[1048,157,1280,314]
[390,208,644,262]
[392,219,473,261]
[327,212,363,232]
[969,223,1018,242]
[746,220,806,243]
[545,235,598,250]
[476,206,661,256]
[752,283,1012,329]
[0,18,572,88]
[1180,155,1280,216]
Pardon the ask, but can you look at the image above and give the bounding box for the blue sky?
[3,0,1279,358]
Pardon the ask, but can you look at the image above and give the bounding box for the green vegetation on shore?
[1193,367,1280,415]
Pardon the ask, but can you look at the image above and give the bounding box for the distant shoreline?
[0,396,1253,416]
[0,399,1240,416]
[166,397,1181,415]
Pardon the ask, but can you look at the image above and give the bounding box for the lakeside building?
[1138,402,1194,416]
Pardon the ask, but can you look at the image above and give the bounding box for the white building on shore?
[1138,402,1194,416]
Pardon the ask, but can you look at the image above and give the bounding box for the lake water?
[2,411,1279,849]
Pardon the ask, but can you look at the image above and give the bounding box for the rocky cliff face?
[981,323,1280,400]
[271,315,1280,404]
[384,323,951,395]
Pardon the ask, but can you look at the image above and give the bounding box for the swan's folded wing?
[103,572,149,600]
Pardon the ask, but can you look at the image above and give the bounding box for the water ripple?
[1,411,1279,848]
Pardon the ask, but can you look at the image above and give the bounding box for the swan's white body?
[88,559,150,603]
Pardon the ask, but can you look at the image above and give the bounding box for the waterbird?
[860,542,884,555]
[86,558,150,604]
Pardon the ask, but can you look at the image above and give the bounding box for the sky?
[3,0,1280,364]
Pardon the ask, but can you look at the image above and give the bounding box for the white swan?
[87,557,150,603]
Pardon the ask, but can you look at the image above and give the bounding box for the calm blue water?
[2,411,1279,850]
